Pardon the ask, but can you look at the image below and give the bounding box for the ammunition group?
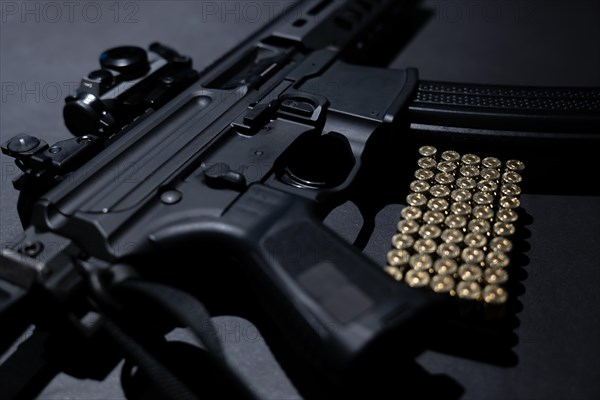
[385,146,524,305]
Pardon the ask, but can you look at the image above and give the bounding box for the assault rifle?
[1,0,599,398]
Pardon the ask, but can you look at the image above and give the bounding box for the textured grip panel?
[409,80,600,133]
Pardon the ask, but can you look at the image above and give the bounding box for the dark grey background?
[2,1,600,399]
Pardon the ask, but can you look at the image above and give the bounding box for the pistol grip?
[225,184,437,383]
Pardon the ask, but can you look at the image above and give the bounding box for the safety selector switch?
[203,163,247,191]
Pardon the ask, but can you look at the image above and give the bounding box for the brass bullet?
[407,193,427,207]
[415,168,434,181]
[489,237,513,253]
[506,159,525,171]
[493,222,516,236]
[387,249,410,266]
[450,201,472,216]
[472,205,494,220]
[410,180,430,193]
[496,209,519,223]
[419,145,437,157]
[477,180,498,193]
[427,198,450,212]
[461,247,485,264]
[484,268,509,285]
[431,275,455,293]
[468,218,491,233]
[430,185,451,198]
[480,168,501,181]
[461,153,481,166]
[401,206,423,220]
[385,265,404,281]
[472,191,494,205]
[458,263,483,282]
[456,177,477,190]
[441,150,461,162]
[418,157,437,169]
[413,238,438,254]
[451,189,472,202]
[397,220,420,235]
[499,196,520,209]
[485,251,510,269]
[464,232,487,248]
[437,243,461,259]
[460,165,480,178]
[434,258,458,275]
[391,233,415,250]
[423,210,445,225]
[445,214,468,229]
[405,269,431,288]
[419,224,442,239]
[482,157,502,169]
[435,172,455,185]
[441,228,464,244]
[456,281,482,300]
[437,161,458,173]
[409,254,433,271]
[502,171,522,184]
[483,285,508,304]
[500,183,521,197]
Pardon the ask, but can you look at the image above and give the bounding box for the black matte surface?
[1,1,600,399]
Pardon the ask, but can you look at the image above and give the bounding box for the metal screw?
[21,241,43,257]
[160,190,182,205]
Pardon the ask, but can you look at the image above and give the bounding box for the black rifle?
[1,0,599,398]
